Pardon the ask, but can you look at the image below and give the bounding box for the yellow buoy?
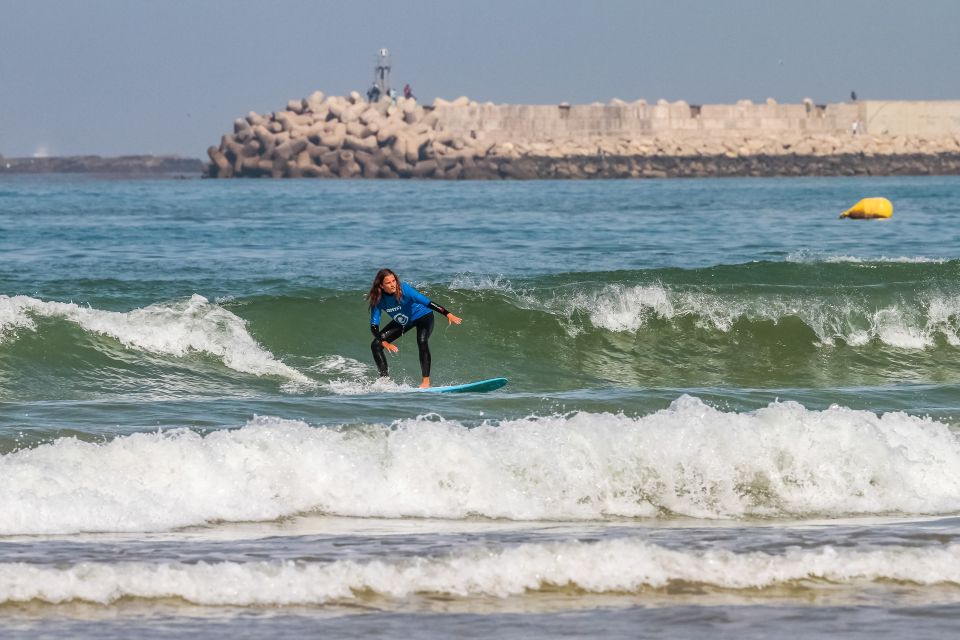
[840,197,893,219]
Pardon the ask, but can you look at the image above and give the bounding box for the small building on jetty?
[206,95,960,179]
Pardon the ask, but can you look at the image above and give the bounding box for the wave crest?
[3,397,960,534]
[4,539,960,605]
[523,283,960,348]
[0,294,308,381]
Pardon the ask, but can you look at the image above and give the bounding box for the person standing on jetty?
[367,269,462,388]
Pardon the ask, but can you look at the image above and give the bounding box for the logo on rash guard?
[395,313,409,325]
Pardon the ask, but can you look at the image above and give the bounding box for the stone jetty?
[205,93,960,179]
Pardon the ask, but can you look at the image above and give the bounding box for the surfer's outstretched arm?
[427,301,462,325]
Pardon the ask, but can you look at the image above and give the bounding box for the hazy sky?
[2,0,957,158]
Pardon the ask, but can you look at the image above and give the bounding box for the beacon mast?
[374,48,392,97]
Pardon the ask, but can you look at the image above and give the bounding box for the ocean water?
[2,174,960,638]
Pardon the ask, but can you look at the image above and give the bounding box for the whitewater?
[3,399,960,535]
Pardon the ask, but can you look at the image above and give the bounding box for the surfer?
[367,268,462,388]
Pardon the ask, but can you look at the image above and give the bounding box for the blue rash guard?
[369,281,451,378]
[370,282,446,333]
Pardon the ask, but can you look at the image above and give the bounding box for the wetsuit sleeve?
[428,301,449,316]
[370,306,383,339]
[406,284,449,316]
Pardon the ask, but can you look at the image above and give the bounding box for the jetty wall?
[432,100,857,139]
[205,94,960,179]
[860,101,960,136]
[431,100,960,139]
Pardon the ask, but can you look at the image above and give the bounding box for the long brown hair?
[367,268,401,311]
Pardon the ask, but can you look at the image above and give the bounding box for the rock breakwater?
[207,91,456,179]
[205,93,960,179]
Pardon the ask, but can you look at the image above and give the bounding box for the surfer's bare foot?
[419,377,430,388]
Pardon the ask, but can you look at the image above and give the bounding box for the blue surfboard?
[419,377,508,393]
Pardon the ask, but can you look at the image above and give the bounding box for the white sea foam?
[305,355,377,394]
[0,294,309,381]
[570,284,675,333]
[926,296,960,346]
[325,376,415,395]
[3,539,960,605]
[308,355,369,378]
[552,283,960,348]
[3,397,960,535]
[448,274,516,292]
[447,267,960,348]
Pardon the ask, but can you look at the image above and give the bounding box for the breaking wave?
[3,396,960,535]
[4,539,960,605]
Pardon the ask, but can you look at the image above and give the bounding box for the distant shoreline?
[0,155,203,176]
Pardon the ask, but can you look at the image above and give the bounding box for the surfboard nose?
[419,377,509,393]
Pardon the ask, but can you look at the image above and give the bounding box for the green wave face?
[4,260,958,398]
[314,261,960,389]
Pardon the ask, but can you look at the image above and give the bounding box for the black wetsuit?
[370,283,449,377]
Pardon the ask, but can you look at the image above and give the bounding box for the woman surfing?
[367,269,462,388]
